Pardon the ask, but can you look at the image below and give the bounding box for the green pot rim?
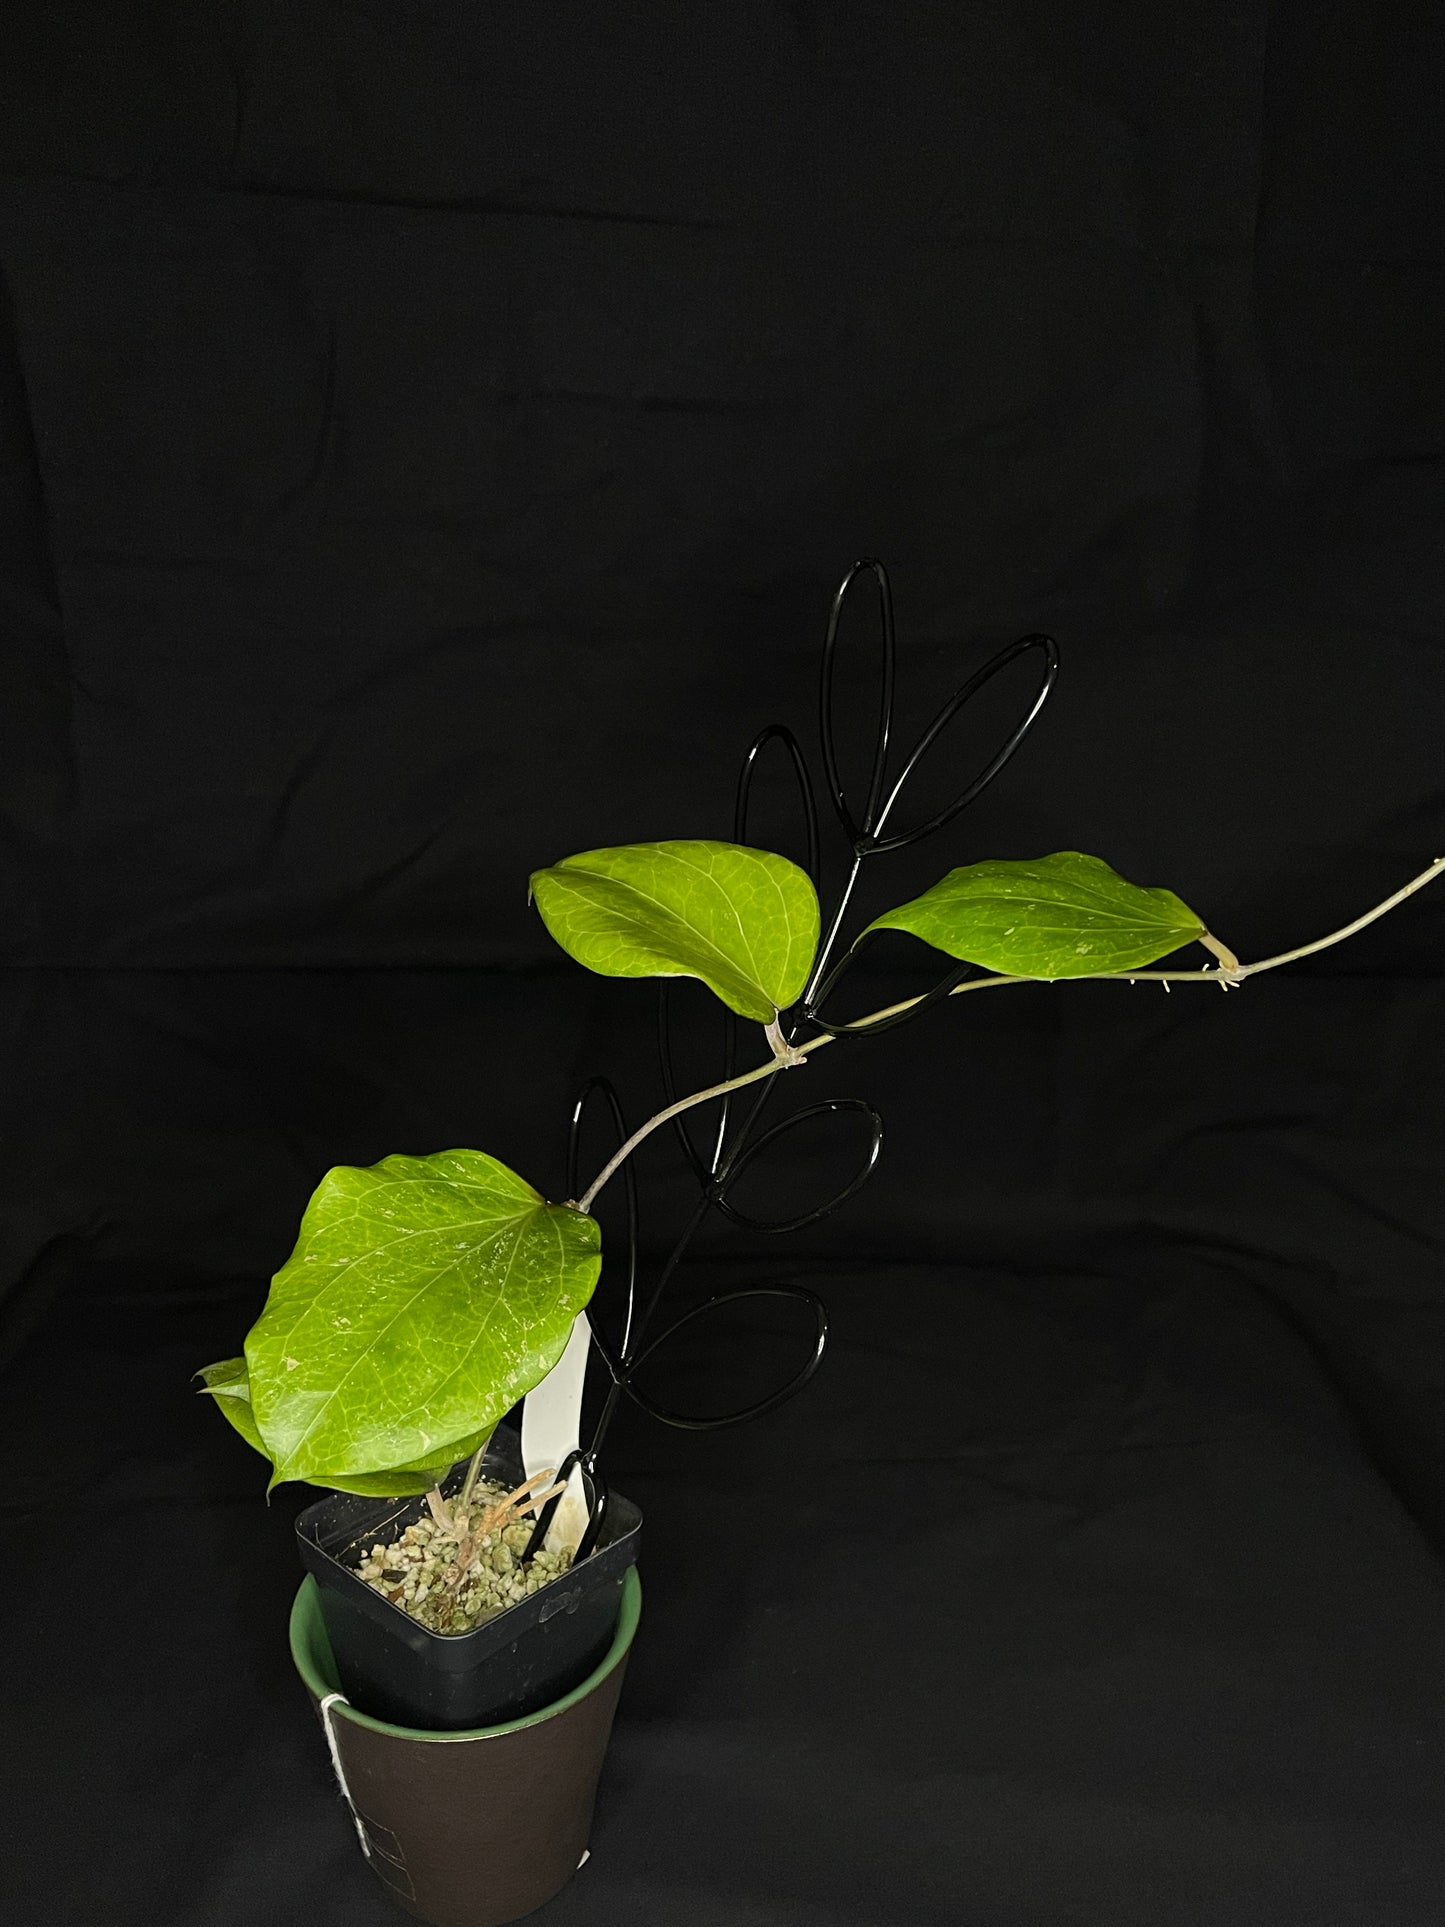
[289,1563,642,1743]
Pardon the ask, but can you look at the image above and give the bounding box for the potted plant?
[200,560,1444,1927]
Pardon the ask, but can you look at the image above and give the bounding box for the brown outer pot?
[290,1566,641,1927]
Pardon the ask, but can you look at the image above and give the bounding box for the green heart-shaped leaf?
[529,840,819,1022]
[244,1149,601,1490]
[198,1359,496,1496]
[866,851,1207,977]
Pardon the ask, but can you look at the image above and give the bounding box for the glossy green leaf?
[244,1149,601,1489]
[198,1357,497,1495]
[529,840,819,1022]
[865,851,1207,978]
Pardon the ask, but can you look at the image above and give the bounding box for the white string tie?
[318,1690,372,1860]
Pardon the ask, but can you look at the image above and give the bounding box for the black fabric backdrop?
[5,7,1445,1925]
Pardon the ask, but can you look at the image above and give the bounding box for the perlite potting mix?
[352,1474,576,1636]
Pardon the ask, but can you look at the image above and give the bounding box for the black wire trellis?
[526,561,1058,1562]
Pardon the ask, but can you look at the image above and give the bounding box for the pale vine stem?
[427,853,1445,1523]
[571,856,1445,1217]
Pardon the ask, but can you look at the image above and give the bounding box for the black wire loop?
[864,630,1059,853]
[819,558,896,851]
[531,560,1059,1556]
[528,1447,612,1565]
[526,1078,848,1556]
[735,722,823,880]
[706,1097,883,1233]
[615,1284,829,1430]
[807,935,975,1038]
[819,558,1058,856]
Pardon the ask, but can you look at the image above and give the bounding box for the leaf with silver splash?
[866,851,1207,978]
[242,1149,601,1490]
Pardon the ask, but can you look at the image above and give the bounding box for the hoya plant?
[200,834,1444,1498]
[200,563,1444,1522]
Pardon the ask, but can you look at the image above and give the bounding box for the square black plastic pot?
[294,1425,641,1732]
